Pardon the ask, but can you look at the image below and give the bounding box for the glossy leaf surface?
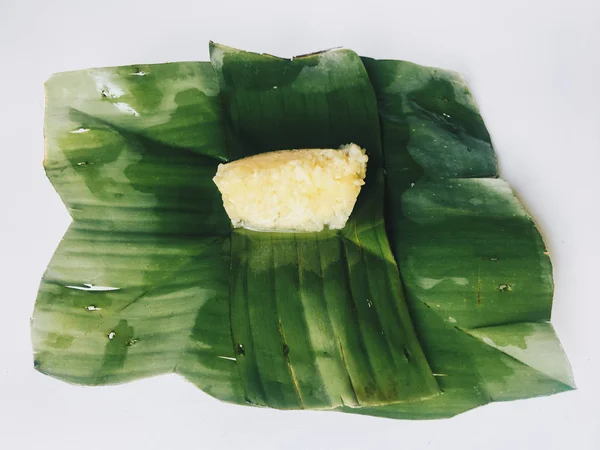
[32,46,573,420]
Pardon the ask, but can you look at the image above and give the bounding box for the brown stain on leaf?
[278,319,304,408]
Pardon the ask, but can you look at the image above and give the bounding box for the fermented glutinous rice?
[213,143,368,232]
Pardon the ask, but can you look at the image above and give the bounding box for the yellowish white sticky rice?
[213,143,368,232]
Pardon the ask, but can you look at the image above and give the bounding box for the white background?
[1,0,599,448]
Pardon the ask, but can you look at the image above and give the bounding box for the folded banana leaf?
[32,43,574,419]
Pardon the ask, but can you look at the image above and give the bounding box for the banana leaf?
[32,43,574,419]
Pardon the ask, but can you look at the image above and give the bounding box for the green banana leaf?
[32,43,574,419]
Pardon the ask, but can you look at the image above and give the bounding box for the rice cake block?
[213,143,368,232]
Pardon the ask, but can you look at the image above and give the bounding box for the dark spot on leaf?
[403,347,411,362]
[283,344,290,357]
[236,343,245,355]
